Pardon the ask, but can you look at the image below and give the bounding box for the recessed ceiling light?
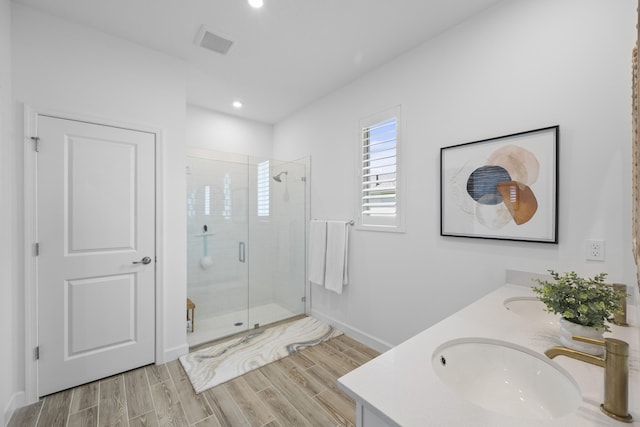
[248,0,264,8]
[233,101,243,109]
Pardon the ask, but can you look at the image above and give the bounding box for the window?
[257,160,270,217]
[357,106,404,231]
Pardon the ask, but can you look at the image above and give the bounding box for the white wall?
[274,0,638,350]
[0,0,16,423]
[10,2,188,406]
[187,104,273,158]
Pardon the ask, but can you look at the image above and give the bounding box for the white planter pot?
[559,317,604,356]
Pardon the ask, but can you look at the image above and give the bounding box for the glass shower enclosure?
[186,149,307,347]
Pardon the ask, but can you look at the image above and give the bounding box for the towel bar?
[313,219,354,225]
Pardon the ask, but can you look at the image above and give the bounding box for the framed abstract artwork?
[440,126,559,243]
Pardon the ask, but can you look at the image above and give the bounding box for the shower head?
[273,171,288,182]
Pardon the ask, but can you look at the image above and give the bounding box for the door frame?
[23,105,165,403]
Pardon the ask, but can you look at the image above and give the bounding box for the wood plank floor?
[9,334,379,427]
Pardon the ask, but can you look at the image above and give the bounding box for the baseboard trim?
[3,391,25,427]
[160,343,189,364]
[310,310,393,353]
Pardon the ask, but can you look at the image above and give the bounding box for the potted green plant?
[532,270,626,355]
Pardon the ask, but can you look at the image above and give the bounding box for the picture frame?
[440,126,559,243]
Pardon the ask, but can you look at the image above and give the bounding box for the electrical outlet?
[585,239,605,261]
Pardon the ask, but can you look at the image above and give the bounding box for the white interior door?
[36,115,156,396]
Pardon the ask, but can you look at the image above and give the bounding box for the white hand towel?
[308,220,327,285]
[324,220,349,294]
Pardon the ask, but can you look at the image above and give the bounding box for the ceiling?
[13,0,503,123]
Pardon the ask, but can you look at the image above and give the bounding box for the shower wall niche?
[186,149,307,347]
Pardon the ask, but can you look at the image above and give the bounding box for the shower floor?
[187,302,299,348]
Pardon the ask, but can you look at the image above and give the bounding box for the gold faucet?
[611,283,629,326]
[545,336,632,423]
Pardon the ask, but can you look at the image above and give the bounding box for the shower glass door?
[186,151,307,347]
[187,155,249,346]
[247,158,307,329]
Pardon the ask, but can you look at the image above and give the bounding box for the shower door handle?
[239,242,246,263]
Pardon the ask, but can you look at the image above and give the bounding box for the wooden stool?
[187,298,195,332]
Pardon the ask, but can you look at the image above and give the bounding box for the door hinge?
[301,296,306,302]
[30,136,40,152]
[34,243,39,256]
[34,346,40,360]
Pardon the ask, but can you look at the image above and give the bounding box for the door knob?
[133,256,152,265]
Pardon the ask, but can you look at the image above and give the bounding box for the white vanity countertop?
[338,283,640,426]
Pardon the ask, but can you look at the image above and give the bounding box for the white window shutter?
[357,106,404,231]
[257,160,270,217]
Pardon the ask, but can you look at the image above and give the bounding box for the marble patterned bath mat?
[179,316,342,393]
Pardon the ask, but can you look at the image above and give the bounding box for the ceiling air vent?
[195,25,233,55]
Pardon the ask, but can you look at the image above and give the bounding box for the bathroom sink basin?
[504,296,559,326]
[432,338,581,420]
